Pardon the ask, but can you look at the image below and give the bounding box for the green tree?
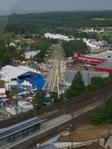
[64,88,76,99]
[71,71,85,92]
[62,40,88,57]
[91,107,105,125]
[64,71,85,99]
[88,77,105,91]
[35,38,58,63]
[88,76,112,91]
[32,90,45,109]
[105,97,112,123]
[91,97,112,125]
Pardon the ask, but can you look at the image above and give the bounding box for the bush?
[91,97,112,125]
[91,108,105,125]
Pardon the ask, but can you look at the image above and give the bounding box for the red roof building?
[73,53,105,65]
[95,62,112,74]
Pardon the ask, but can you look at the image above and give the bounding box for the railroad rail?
[4,103,101,149]
[0,84,112,129]
[0,84,112,148]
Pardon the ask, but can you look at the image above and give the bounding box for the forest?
[0,11,112,65]
[0,11,112,34]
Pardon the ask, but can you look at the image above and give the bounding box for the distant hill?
[0,11,112,34]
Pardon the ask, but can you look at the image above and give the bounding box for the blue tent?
[17,74,45,90]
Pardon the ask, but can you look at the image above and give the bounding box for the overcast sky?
[0,0,112,14]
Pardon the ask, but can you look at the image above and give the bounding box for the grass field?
[59,123,112,142]
[93,18,112,21]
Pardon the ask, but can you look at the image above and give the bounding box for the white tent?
[0,65,40,82]
[0,65,28,81]
[21,80,32,87]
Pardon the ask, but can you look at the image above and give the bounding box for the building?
[73,53,105,65]
[44,33,74,41]
[83,38,101,51]
[82,27,104,33]
[0,65,29,82]
[64,69,109,86]
[95,61,112,74]
[83,38,108,53]
[0,65,44,90]
[73,50,112,65]
[25,51,40,59]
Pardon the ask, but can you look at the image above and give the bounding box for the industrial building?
[64,69,109,86]
[73,50,112,65]
[95,61,112,74]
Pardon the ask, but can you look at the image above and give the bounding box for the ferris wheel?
[43,44,66,96]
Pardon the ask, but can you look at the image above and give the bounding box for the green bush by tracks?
[91,97,112,125]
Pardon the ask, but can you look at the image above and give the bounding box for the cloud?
[0,0,112,14]
[0,0,19,9]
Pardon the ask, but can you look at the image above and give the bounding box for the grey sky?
[0,0,112,14]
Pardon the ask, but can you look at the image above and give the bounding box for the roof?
[44,33,74,41]
[64,69,108,86]
[25,51,40,59]
[18,71,37,78]
[37,144,58,149]
[18,66,41,74]
[64,69,77,83]
[0,117,46,140]
[18,65,37,73]
[0,65,38,81]
[85,50,112,60]
[1,65,28,81]
[95,61,112,69]
[81,70,109,85]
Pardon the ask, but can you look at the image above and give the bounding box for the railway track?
[9,104,100,149]
[1,84,112,149]
[0,84,112,128]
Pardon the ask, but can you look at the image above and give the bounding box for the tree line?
[0,11,112,34]
[32,72,112,108]
[0,36,24,65]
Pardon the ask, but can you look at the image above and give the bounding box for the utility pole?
[87,72,90,85]
[70,104,74,149]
